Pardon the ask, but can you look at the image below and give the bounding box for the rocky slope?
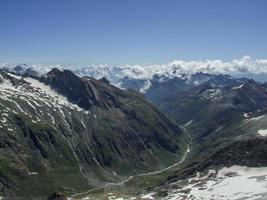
[72,72,267,200]
[2,65,267,200]
[121,72,267,158]
[132,75,267,200]
[0,69,188,199]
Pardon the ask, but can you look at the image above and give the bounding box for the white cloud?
[168,55,267,75]
[1,56,267,81]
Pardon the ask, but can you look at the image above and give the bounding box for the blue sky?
[0,0,267,65]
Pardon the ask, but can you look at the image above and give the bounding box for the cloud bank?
[1,56,267,82]
[73,56,267,82]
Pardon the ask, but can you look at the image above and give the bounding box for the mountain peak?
[47,67,61,74]
[41,68,124,110]
[99,77,110,84]
[44,68,81,83]
[46,68,68,77]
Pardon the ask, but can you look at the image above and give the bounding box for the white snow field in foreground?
[164,165,267,200]
[258,129,267,136]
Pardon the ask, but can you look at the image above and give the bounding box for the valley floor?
[70,131,192,200]
[76,166,267,200]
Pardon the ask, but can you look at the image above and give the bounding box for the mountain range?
[0,68,189,199]
[0,64,267,200]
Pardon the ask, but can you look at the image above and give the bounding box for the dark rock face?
[24,68,39,77]
[177,138,267,179]
[205,138,267,168]
[146,77,191,105]
[40,68,122,110]
[41,68,96,110]
[47,192,67,200]
[8,65,39,77]
[262,82,267,88]
[99,77,110,84]
[13,66,24,75]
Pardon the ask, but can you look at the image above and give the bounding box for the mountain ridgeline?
[137,73,267,156]
[0,69,188,199]
[1,65,267,200]
[112,71,267,199]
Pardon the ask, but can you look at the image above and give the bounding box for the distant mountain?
[129,74,267,200]
[0,69,188,199]
[156,78,266,123]
[0,62,255,90]
[1,64,39,77]
[145,73,267,160]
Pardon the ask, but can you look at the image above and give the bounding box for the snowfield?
[0,73,88,126]
[162,165,267,200]
[72,164,267,200]
[258,129,267,136]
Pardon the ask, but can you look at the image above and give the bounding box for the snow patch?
[28,172,38,175]
[164,165,267,200]
[243,113,249,117]
[258,129,267,136]
[140,193,155,199]
[184,120,193,126]
[200,88,222,100]
[232,84,244,89]
[244,115,265,123]
[6,72,22,79]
